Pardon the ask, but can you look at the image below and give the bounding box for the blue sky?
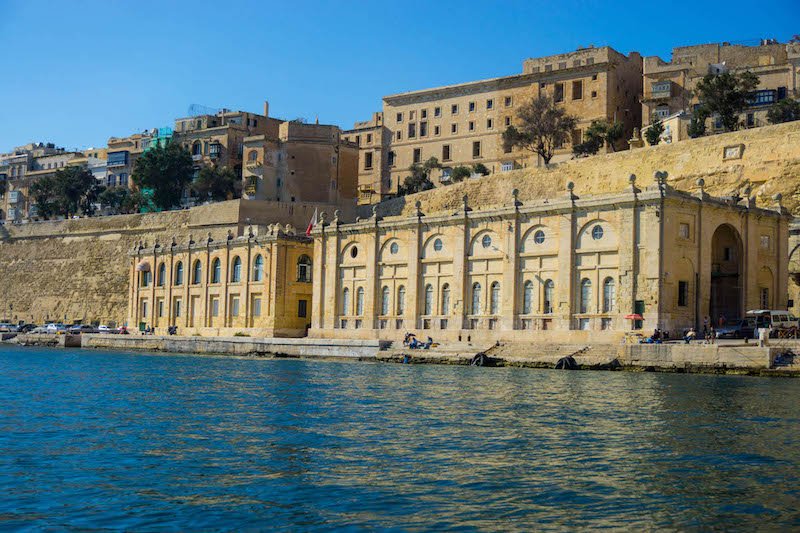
[0,0,796,152]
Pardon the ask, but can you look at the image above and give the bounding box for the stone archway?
[710,224,744,322]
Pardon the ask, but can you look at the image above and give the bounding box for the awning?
[136,261,151,272]
[624,314,643,320]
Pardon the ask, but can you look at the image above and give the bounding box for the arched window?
[602,277,616,313]
[441,284,450,315]
[523,280,534,314]
[141,270,151,287]
[471,282,482,315]
[490,282,500,314]
[211,258,221,284]
[174,261,184,286]
[424,284,433,315]
[192,141,201,156]
[297,254,312,282]
[397,286,406,315]
[381,286,390,315]
[253,254,263,282]
[544,280,554,314]
[580,278,592,314]
[342,287,350,315]
[192,259,202,285]
[248,150,258,162]
[356,287,364,316]
[231,256,242,282]
[157,262,166,286]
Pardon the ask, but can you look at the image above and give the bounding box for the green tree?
[687,107,709,138]
[450,165,472,182]
[471,163,490,176]
[29,175,59,219]
[694,71,760,132]
[644,115,665,146]
[132,140,193,210]
[398,157,440,196]
[767,98,800,124]
[503,96,577,165]
[572,120,624,156]
[99,186,132,213]
[192,165,241,202]
[120,189,147,214]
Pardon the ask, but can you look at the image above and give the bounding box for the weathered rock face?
[367,121,800,219]
[0,199,341,325]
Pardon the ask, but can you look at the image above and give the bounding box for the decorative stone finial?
[333,209,340,225]
[415,200,423,218]
[512,188,522,207]
[372,205,379,218]
[696,178,705,189]
[567,181,574,192]
[629,174,637,185]
[462,194,472,213]
[206,231,213,244]
[170,236,177,247]
[320,211,328,226]
[188,234,194,245]
[566,181,578,202]
[695,178,707,200]
[247,225,254,238]
[227,229,234,241]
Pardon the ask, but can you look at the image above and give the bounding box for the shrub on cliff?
[767,99,800,124]
[694,71,759,132]
[132,141,193,211]
[644,115,665,146]
[191,165,241,202]
[397,157,439,196]
[29,166,100,219]
[503,96,577,165]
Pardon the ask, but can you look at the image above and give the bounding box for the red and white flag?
[305,208,318,237]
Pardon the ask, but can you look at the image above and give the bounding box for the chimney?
[263,100,269,118]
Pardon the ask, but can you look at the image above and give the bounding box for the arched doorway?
[710,224,743,322]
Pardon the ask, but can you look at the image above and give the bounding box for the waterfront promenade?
[7,332,799,376]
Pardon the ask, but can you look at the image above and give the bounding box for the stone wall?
[364,121,800,220]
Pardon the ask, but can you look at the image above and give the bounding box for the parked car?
[716,318,757,339]
[97,325,112,334]
[17,324,38,333]
[0,323,18,332]
[745,310,799,330]
[30,326,50,334]
[45,323,67,334]
[67,324,97,334]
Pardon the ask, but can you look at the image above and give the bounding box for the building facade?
[642,40,800,140]
[347,46,643,204]
[241,120,359,204]
[310,176,789,342]
[128,224,314,337]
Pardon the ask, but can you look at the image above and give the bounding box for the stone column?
[364,211,380,330]
[322,214,341,330]
[501,190,521,331]
[617,175,639,326]
[406,201,423,329]
[311,229,326,331]
[450,195,470,331]
[556,183,578,330]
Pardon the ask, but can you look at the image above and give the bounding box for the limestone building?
[348,46,643,204]
[128,224,313,337]
[310,175,789,342]
[642,40,800,141]
[241,120,359,205]
[0,142,68,221]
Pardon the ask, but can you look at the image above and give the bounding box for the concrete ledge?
[15,333,81,347]
[81,334,387,359]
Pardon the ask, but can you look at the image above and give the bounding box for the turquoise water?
[1,345,799,530]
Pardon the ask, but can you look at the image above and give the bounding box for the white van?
[745,310,799,330]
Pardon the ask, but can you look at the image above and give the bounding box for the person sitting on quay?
[684,328,697,344]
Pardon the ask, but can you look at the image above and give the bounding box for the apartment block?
[348,46,642,203]
[642,39,800,140]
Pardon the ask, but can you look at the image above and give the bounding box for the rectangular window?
[420,122,428,137]
[554,83,564,103]
[572,80,583,100]
[355,135,360,145]
[747,113,755,127]
[413,148,421,163]
[678,281,689,307]
[587,58,594,65]
[396,112,403,122]
[366,133,372,143]
[505,116,511,127]
[230,296,239,317]
[421,109,427,119]
[298,299,308,318]
[434,107,441,117]
[487,118,493,129]
[760,288,769,309]
[501,162,513,172]
[442,145,451,161]
[558,61,567,69]
[591,90,598,98]
[408,123,416,138]
[451,104,459,115]
[724,247,732,261]
[174,299,181,318]
[472,141,481,158]
[468,121,475,131]
[679,223,690,239]
[504,96,512,107]
[364,151,373,170]
[211,297,219,317]
[761,235,771,249]
[387,151,395,167]
[409,110,416,120]
[544,64,552,72]
[252,297,262,317]
[157,299,164,318]
[434,125,440,136]
[396,130,402,140]
[601,318,612,330]
[141,300,149,318]
[451,123,457,134]
[468,101,476,112]
[486,99,493,110]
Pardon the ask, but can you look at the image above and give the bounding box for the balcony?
[245,159,262,169]
[8,191,20,204]
[649,81,672,100]
[192,154,203,162]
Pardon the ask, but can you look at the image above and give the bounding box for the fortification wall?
[366,121,800,219]
[0,199,340,326]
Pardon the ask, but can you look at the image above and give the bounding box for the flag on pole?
[305,208,318,237]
